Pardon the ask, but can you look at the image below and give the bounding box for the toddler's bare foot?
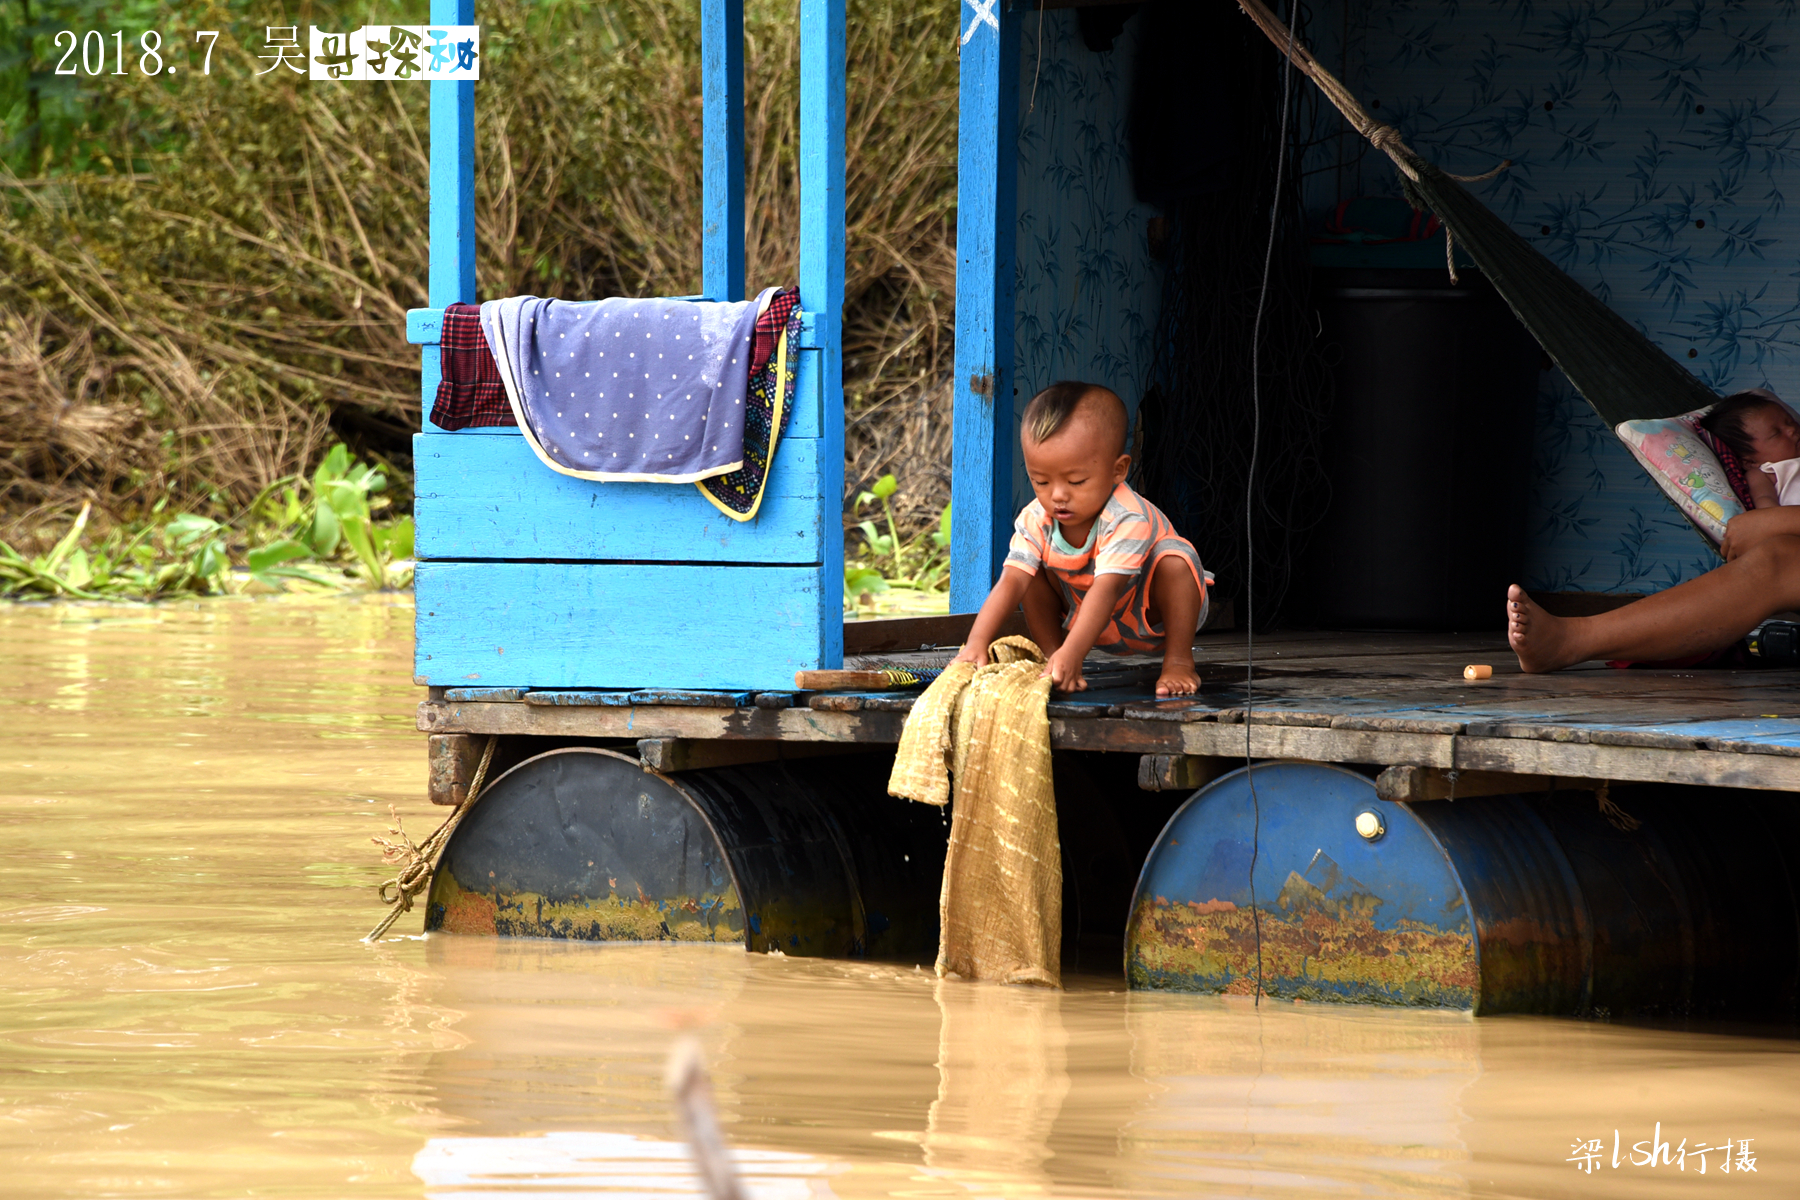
[1507,584,1585,673]
[1156,656,1201,696]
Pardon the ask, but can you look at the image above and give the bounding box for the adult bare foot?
[1156,656,1201,696]
[1507,584,1586,673]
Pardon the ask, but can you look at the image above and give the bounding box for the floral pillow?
[1615,408,1750,546]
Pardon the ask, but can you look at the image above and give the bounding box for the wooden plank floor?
[417,631,1800,792]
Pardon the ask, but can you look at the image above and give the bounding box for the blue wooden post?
[424,0,478,431]
[800,0,845,669]
[702,0,746,303]
[950,0,1019,613]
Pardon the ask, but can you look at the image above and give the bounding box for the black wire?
[1244,2,1299,1010]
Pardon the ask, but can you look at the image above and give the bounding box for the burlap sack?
[889,637,1061,986]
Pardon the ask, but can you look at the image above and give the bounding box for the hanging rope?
[366,735,499,941]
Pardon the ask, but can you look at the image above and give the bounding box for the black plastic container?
[1306,267,1540,629]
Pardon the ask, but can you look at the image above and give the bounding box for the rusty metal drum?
[425,747,944,960]
[1126,762,1800,1018]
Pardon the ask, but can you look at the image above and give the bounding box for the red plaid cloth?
[752,288,801,375]
[428,290,799,433]
[429,302,514,430]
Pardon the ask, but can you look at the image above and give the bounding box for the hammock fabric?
[1236,0,1719,430]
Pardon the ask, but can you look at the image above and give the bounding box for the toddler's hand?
[952,642,989,667]
[1043,646,1087,692]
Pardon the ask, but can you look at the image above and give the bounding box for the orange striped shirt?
[1004,482,1210,655]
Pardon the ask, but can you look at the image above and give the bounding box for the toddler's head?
[1020,382,1130,529]
[1700,389,1800,465]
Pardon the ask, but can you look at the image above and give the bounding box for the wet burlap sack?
[888,636,1061,987]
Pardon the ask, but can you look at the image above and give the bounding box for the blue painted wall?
[1306,0,1800,593]
[1010,7,1162,515]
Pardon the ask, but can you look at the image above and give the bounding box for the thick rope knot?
[1367,123,1405,153]
[366,735,499,941]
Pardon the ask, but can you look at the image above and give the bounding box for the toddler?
[954,382,1211,696]
[1700,389,1800,508]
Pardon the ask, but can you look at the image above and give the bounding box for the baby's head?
[1020,382,1130,528]
[1700,389,1800,465]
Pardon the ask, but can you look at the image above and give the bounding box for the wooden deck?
[416,631,1800,793]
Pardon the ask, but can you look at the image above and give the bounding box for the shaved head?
[1022,382,1128,456]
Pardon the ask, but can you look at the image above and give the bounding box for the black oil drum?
[425,747,945,960]
[1308,268,1541,629]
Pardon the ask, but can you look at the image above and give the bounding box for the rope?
[366,734,499,941]
[1596,780,1642,832]
[1234,1,1510,194]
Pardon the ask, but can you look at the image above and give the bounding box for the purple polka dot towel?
[480,289,773,483]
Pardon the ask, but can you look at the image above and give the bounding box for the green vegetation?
[0,443,415,598]
[1,0,958,585]
[844,473,951,615]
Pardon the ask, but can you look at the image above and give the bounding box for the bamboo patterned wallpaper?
[1007,2,1800,593]
[1011,8,1161,513]
[1317,0,1800,592]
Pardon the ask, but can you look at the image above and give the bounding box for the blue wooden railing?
[407,0,845,692]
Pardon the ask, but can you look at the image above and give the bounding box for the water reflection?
[3,598,1796,1198]
[1123,999,1476,1197]
[923,981,1071,1189]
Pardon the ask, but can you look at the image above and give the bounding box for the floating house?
[406,0,1800,1020]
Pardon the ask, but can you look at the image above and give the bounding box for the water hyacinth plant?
[0,444,414,600]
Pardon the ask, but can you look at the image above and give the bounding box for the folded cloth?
[699,289,802,521]
[429,302,515,430]
[483,289,776,483]
[429,292,795,438]
[888,636,1061,987]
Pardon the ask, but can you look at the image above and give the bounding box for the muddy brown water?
[3,596,1796,1198]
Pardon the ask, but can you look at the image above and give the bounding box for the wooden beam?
[420,698,903,743]
[701,0,745,301]
[417,701,1800,793]
[1136,754,1233,792]
[427,733,485,806]
[636,738,869,772]
[426,0,476,432]
[1375,765,1600,803]
[951,0,1020,612]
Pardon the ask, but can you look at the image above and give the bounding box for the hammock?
[1236,0,1720,431]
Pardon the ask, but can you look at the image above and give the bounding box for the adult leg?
[1509,534,1800,671]
[1146,556,1202,696]
[1020,568,1068,658]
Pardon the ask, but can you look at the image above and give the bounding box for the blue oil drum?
[425,747,944,959]
[1125,762,1800,1018]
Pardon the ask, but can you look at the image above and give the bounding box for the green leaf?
[843,566,889,598]
[310,503,342,557]
[44,502,92,570]
[194,539,228,579]
[339,516,384,586]
[62,549,92,590]
[384,517,415,561]
[164,512,223,549]
[321,479,371,521]
[871,473,898,500]
[315,444,351,488]
[246,539,313,572]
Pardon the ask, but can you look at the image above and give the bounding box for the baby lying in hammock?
[1701,390,1800,507]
